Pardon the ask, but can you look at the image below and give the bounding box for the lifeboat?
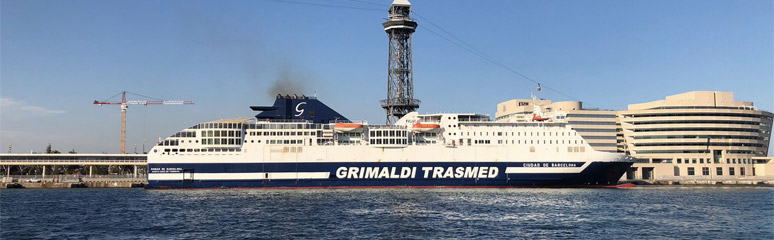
[412,123,441,132]
[532,113,550,122]
[335,122,363,132]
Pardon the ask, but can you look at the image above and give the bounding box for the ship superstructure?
[146,95,632,189]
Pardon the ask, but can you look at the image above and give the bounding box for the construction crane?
[94,91,194,154]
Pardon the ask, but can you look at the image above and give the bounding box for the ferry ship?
[145,94,633,189]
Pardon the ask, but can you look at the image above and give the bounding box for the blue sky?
[1,0,772,154]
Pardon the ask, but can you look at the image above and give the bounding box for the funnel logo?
[295,102,307,117]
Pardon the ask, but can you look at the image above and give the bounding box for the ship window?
[530,146,535,152]
[568,147,573,152]
[390,139,395,144]
[580,147,585,152]
[214,131,221,137]
[370,131,374,137]
[251,140,254,143]
[370,139,375,144]
[377,131,382,137]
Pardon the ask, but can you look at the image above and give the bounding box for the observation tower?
[381,0,420,124]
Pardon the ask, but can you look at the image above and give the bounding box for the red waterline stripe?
[146,184,634,190]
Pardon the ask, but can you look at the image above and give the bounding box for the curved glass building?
[619,91,773,179]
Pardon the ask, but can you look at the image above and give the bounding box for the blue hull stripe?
[149,162,586,173]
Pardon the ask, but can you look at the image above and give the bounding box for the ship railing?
[254,119,313,123]
[367,125,408,130]
[328,119,368,124]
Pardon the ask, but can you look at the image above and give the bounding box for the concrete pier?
[1,181,145,189]
[621,179,774,186]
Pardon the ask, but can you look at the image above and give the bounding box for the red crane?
[94,91,194,154]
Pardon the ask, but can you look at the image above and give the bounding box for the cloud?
[20,105,66,114]
[0,97,66,115]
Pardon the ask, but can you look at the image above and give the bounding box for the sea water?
[1,186,772,239]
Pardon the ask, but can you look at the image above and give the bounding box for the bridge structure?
[0,153,147,179]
